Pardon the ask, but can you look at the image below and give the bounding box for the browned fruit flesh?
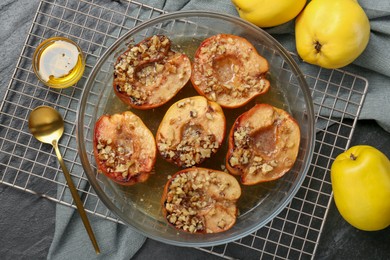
[191,34,270,108]
[162,167,241,233]
[113,35,191,109]
[156,96,226,168]
[93,111,156,185]
[226,104,300,185]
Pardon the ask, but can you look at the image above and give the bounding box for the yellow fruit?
[331,145,390,231]
[232,0,307,28]
[295,0,370,69]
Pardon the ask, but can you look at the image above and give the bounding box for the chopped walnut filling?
[96,137,137,178]
[165,171,207,232]
[229,124,278,176]
[164,170,235,233]
[248,156,278,175]
[229,125,252,167]
[156,96,225,170]
[158,126,219,168]
[113,35,182,106]
[193,34,268,103]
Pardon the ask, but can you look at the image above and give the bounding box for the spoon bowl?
[28,105,100,254]
[28,106,64,144]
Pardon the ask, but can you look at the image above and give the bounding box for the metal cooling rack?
[0,0,368,259]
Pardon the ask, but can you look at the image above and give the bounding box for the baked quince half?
[162,167,241,234]
[113,35,191,109]
[191,34,270,108]
[156,96,226,168]
[226,104,300,185]
[93,111,156,185]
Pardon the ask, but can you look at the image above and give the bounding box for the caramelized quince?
[191,34,270,108]
[113,35,191,109]
[93,111,156,185]
[226,104,300,185]
[156,96,226,168]
[162,167,241,233]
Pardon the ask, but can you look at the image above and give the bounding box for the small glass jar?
[32,36,85,89]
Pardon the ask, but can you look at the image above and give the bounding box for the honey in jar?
[33,37,85,89]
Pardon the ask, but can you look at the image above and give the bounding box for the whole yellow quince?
[331,145,390,231]
[295,0,370,69]
[232,0,307,28]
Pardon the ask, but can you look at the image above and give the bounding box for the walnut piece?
[162,168,241,234]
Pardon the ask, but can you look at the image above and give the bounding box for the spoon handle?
[53,141,101,255]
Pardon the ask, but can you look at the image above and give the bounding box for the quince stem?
[314,40,322,53]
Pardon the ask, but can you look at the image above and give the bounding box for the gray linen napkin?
[48,0,390,259]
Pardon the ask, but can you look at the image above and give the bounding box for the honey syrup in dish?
[100,36,292,221]
[33,37,85,88]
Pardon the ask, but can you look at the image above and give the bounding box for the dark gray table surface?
[1,1,389,259]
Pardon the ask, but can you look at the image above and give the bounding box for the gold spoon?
[28,105,100,254]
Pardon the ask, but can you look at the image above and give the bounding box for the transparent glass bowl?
[77,11,315,247]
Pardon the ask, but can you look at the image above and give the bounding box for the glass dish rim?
[76,10,315,247]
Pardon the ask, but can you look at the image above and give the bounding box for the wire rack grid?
[0,0,368,259]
